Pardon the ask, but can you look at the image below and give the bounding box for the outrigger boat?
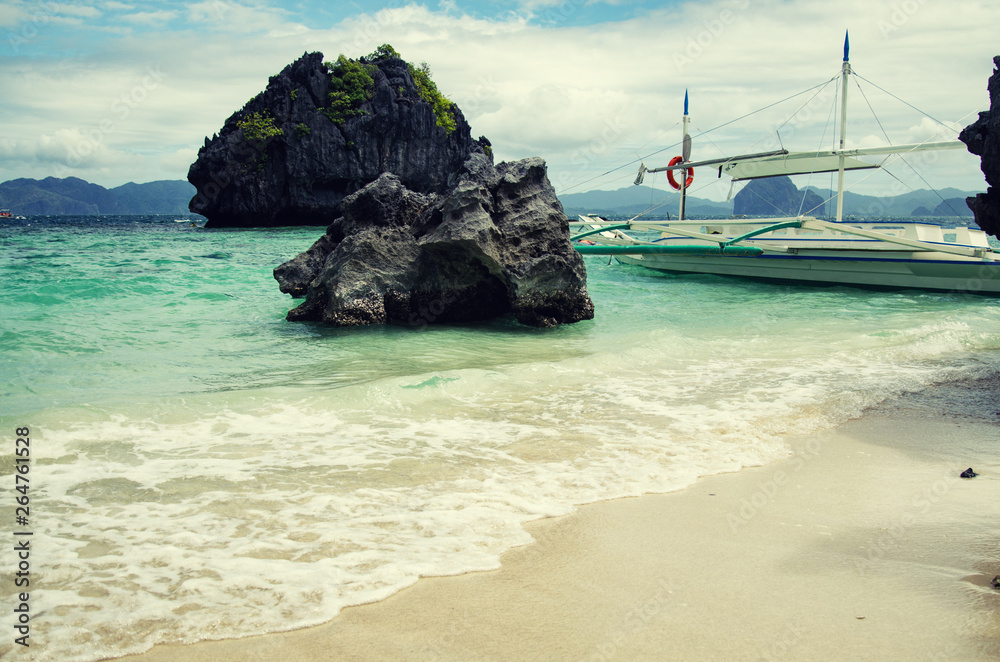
[572,36,1000,295]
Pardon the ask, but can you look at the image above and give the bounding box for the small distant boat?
[0,209,12,219]
[573,35,1000,295]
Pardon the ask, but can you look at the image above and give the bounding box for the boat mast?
[835,32,851,223]
[680,89,691,220]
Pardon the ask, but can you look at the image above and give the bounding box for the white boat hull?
[615,251,1000,294]
[574,216,1000,294]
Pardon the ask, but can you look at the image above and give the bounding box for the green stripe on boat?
[573,244,763,256]
[570,224,633,241]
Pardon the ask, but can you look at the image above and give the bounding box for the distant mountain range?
[0,177,197,215]
[800,186,975,218]
[1,175,978,220]
[559,181,978,219]
[558,185,732,218]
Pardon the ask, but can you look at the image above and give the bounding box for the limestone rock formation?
[188,49,488,228]
[273,154,595,328]
[911,199,975,218]
[960,55,1000,238]
[733,176,825,217]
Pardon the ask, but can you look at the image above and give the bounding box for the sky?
[1,0,998,204]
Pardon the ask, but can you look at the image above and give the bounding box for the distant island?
[0,177,198,215]
[734,177,826,217]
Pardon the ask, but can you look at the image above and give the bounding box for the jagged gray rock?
[273,154,594,328]
[188,50,488,228]
[960,55,1000,238]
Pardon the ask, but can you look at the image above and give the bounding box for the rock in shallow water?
[273,154,595,328]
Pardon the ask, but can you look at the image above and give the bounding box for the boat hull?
[614,252,1000,294]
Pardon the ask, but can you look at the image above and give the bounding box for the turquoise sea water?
[3,215,1000,660]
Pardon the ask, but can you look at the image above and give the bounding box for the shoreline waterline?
[119,378,1000,661]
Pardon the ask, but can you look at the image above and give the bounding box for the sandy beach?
[122,380,1000,661]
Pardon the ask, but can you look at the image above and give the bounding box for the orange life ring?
[666,155,694,190]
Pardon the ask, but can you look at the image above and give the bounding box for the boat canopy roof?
[721,151,879,181]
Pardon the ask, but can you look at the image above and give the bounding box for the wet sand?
[122,382,1000,661]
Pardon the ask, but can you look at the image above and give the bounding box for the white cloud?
[50,3,103,18]
[1,1,60,30]
[0,1,103,30]
[185,1,308,36]
[121,10,178,25]
[513,0,570,12]
[158,146,200,178]
[0,4,26,28]
[904,117,966,145]
[0,128,125,174]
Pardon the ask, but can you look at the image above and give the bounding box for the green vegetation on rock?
[324,55,376,124]
[237,111,283,143]
[320,46,457,134]
[369,44,400,60]
[408,62,457,134]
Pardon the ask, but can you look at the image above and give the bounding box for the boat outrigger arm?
[635,140,964,185]
[634,149,788,185]
[570,217,991,259]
